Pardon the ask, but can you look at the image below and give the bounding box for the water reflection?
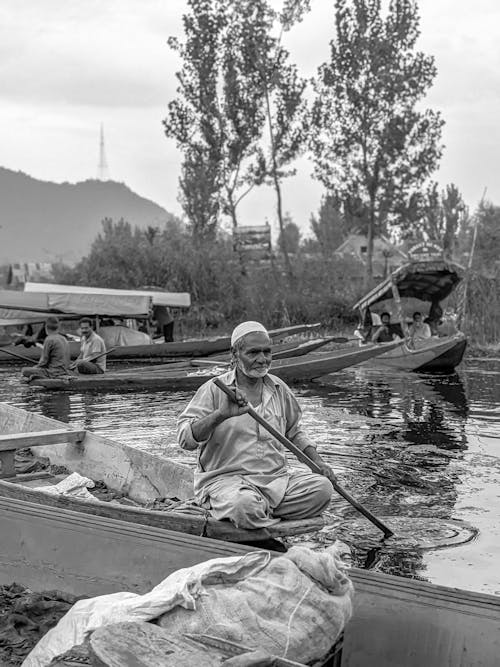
[307,368,472,579]
[38,391,72,423]
[399,375,468,451]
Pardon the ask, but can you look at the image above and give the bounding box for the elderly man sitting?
[177,321,336,530]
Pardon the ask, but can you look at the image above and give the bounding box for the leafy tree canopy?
[310,0,444,283]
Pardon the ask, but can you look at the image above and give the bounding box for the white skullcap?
[231,321,268,347]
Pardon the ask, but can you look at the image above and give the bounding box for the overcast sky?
[1,0,498,238]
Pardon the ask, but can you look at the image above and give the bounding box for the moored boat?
[27,340,403,391]
[353,243,467,372]
[0,402,324,544]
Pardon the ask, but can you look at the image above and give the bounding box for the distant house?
[334,234,407,278]
[1,262,55,288]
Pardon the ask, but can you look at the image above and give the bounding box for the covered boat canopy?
[0,290,152,325]
[24,282,191,308]
[353,259,465,312]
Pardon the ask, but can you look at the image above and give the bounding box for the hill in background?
[0,167,177,263]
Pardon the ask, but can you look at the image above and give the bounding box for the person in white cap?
[177,321,336,530]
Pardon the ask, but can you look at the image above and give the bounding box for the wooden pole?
[390,279,408,337]
[69,347,116,371]
[459,187,487,329]
[0,347,38,365]
[214,378,394,538]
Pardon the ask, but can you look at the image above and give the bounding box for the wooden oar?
[69,347,116,371]
[214,378,394,538]
[0,347,38,365]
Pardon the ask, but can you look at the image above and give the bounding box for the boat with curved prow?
[353,243,467,372]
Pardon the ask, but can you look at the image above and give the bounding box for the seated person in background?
[153,305,175,342]
[371,312,401,343]
[22,316,69,380]
[15,322,48,348]
[75,317,106,374]
[424,301,443,335]
[407,311,432,347]
[354,311,381,344]
[177,321,336,530]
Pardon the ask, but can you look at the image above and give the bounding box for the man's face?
[80,322,92,339]
[235,332,272,378]
[381,315,390,326]
[414,314,422,323]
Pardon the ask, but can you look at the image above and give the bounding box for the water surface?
[1,358,498,595]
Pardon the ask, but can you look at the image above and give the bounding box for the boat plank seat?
[0,429,86,479]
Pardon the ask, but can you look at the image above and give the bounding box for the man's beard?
[236,358,269,378]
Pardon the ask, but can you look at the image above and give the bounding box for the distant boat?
[0,287,322,362]
[27,340,403,391]
[359,332,467,372]
[1,323,322,363]
[353,244,467,372]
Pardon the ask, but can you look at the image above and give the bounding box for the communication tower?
[97,124,110,181]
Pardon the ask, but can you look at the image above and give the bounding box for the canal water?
[1,358,499,596]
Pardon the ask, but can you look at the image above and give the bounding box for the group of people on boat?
[21,316,107,381]
[356,303,457,350]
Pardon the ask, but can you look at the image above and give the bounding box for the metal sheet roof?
[24,282,191,308]
[0,290,151,317]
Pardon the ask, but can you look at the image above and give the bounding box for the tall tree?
[165,0,311,277]
[164,0,270,233]
[472,202,500,274]
[248,0,310,281]
[277,215,302,255]
[309,192,352,256]
[420,183,467,258]
[178,143,222,244]
[310,0,444,285]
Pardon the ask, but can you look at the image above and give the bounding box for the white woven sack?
[157,544,353,664]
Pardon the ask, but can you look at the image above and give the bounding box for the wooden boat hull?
[343,567,500,667]
[0,403,323,543]
[29,340,403,391]
[0,323,320,363]
[192,336,338,364]
[0,496,252,597]
[360,334,467,372]
[117,336,339,374]
[1,496,498,666]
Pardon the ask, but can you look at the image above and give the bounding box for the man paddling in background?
[177,321,336,530]
[21,316,70,380]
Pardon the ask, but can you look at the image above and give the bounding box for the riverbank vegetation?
[52,200,500,347]
[52,217,362,335]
